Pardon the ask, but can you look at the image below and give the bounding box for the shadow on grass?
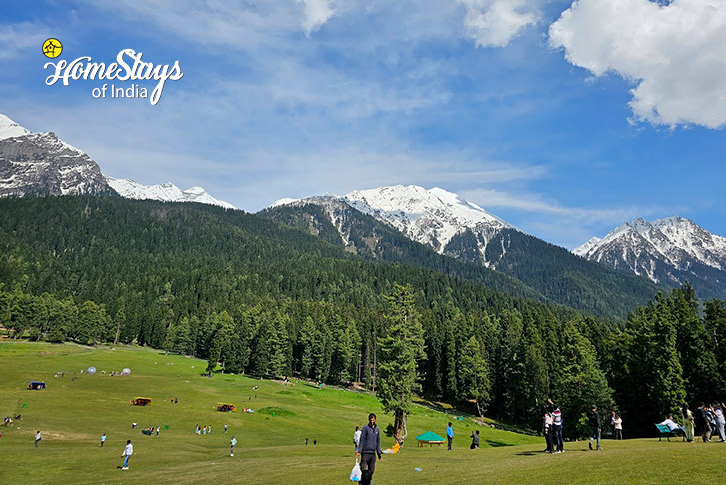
[514,451,541,456]
[485,440,513,447]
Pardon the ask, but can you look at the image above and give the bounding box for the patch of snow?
[269,197,301,208]
[106,177,236,210]
[0,114,30,141]
[343,185,517,253]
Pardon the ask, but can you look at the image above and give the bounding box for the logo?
[43,49,184,105]
[42,38,63,59]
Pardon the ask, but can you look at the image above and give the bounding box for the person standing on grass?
[356,413,382,485]
[224,424,228,433]
[682,404,694,442]
[121,440,133,470]
[695,403,710,442]
[712,403,726,442]
[230,435,237,456]
[101,433,107,447]
[156,426,160,437]
[543,411,553,453]
[613,415,623,440]
[550,401,564,453]
[353,425,361,453]
[35,430,41,447]
[586,405,602,450]
[446,422,454,450]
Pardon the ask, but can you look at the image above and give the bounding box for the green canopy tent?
[415,431,445,448]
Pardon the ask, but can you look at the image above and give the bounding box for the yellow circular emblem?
[42,38,63,59]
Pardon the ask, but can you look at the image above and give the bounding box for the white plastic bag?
[350,458,362,482]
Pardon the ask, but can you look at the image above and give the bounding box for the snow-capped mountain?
[271,184,516,263]
[265,186,665,317]
[574,217,726,298]
[106,177,236,210]
[0,114,113,197]
[0,114,234,210]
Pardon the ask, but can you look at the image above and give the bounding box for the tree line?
[1,196,725,438]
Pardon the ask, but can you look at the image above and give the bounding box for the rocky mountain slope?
[575,217,726,299]
[264,188,664,318]
[0,114,114,197]
[0,114,234,210]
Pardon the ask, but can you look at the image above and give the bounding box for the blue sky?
[1,0,724,249]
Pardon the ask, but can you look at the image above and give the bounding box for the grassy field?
[0,341,724,484]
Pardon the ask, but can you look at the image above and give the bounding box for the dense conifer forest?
[1,196,724,438]
[261,203,665,319]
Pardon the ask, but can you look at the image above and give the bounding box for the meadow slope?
[0,342,724,484]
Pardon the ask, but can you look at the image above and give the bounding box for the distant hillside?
[261,201,664,319]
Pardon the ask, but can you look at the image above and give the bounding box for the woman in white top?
[613,415,623,440]
[712,404,726,442]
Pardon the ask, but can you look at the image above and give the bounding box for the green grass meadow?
[1,342,724,484]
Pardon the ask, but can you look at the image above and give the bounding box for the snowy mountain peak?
[0,114,31,141]
[105,177,236,210]
[269,184,518,261]
[574,216,726,297]
[342,185,516,250]
[1,116,112,198]
[573,236,602,257]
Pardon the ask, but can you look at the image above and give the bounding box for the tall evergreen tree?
[377,284,425,446]
[458,336,490,416]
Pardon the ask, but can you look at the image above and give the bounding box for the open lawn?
[0,342,724,484]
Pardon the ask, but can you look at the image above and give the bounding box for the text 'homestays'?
[44,49,184,105]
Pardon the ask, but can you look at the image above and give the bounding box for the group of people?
[3,415,20,426]
[542,401,565,453]
[194,424,212,435]
[141,426,160,436]
[681,402,726,442]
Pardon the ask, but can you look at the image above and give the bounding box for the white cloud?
[297,0,335,35]
[458,0,538,47]
[0,22,49,59]
[459,187,639,221]
[549,0,726,128]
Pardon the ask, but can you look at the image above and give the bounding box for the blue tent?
[28,381,46,390]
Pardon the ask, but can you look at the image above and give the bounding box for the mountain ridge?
[0,114,234,210]
[262,190,665,318]
[574,216,726,299]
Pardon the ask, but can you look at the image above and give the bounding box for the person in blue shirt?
[446,422,454,450]
[356,413,382,485]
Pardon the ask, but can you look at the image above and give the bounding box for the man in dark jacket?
[586,405,602,450]
[356,413,382,485]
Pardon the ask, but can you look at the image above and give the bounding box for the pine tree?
[552,320,614,438]
[299,316,315,378]
[649,294,686,418]
[173,316,192,355]
[376,284,425,445]
[671,284,720,403]
[458,336,490,416]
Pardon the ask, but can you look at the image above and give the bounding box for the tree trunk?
[114,320,121,345]
[394,410,408,446]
